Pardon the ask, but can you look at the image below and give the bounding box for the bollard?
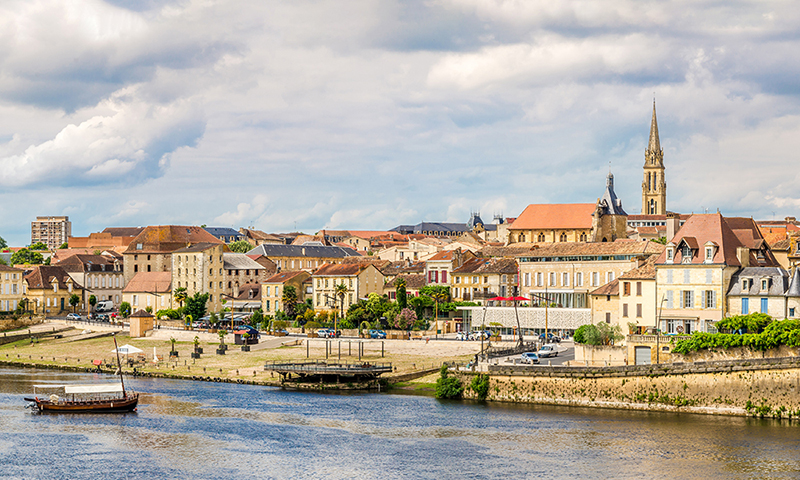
[307,339,309,359]
[382,341,384,358]
[338,341,341,360]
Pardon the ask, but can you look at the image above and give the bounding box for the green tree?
[305,320,321,335]
[58,242,69,249]
[68,293,80,313]
[228,240,252,253]
[173,287,188,308]
[0,236,7,249]
[88,295,97,312]
[651,237,668,245]
[282,285,298,318]
[435,365,463,399]
[184,292,210,323]
[395,278,407,309]
[10,248,44,265]
[250,308,264,326]
[29,242,48,250]
[119,301,132,318]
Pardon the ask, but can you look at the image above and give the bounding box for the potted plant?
[193,335,203,353]
[241,332,251,352]
[216,330,228,355]
[305,321,321,338]
[169,337,179,358]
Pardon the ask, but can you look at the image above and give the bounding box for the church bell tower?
[642,101,666,215]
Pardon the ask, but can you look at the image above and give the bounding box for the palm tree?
[334,283,348,320]
[174,287,188,308]
[282,286,298,318]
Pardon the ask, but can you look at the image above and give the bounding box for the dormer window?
[761,279,769,291]
[705,247,713,261]
[742,279,751,291]
[136,243,143,250]
[681,246,692,264]
[666,246,675,263]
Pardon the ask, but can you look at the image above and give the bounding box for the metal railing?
[264,360,393,375]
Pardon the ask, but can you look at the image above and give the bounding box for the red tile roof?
[264,271,309,283]
[312,263,366,276]
[124,226,223,254]
[24,266,83,290]
[508,204,596,230]
[122,272,171,293]
[590,278,619,296]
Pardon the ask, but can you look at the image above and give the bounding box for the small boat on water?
[24,335,138,413]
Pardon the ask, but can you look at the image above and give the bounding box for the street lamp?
[323,293,343,336]
[145,291,163,329]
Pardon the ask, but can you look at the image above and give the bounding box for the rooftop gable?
[508,203,596,231]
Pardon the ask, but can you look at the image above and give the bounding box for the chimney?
[666,212,681,241]
[736,246,750,268]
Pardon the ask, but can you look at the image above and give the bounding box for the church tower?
[642,101,666,215]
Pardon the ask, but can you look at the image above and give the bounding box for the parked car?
[520,352,540,364]
[538,344,558,358]
[369,329,387,339]
[472,331,491,340]
[317,328,333,338]
[539,333,561,343]
[97,314,110,322]
[66,313,82,321]
[455,332,469,341]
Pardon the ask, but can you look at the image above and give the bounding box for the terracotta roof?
[452,257,518,275]
[771,238,791,251]
[24,266,83,290]
[508,204,596,230]
[291,235,329,246]
[627,214,691,221]
[518,240,664,259]
[124,226,223,254]
[264,271,308,283]
[234,283,262,301]
[381,260,426,275]
[389,273,426,289]
[130,309,154,318]
[121,272,172,293]
[54,254,118,273]
[240,228,282,242]
[427,250,458,261]
[590,278,619,296]
[173,242,222,253]
[619,255,658,280]
[0,264,24,272]
[312,263,366,277]
[340,257,392,271]
[478,243,539,258]
[102,227,145,237]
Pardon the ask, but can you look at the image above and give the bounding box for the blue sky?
[2,0,800,245]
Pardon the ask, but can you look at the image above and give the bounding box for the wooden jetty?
[264,361,393,387]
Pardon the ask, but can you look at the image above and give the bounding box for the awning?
[64,384,123,394]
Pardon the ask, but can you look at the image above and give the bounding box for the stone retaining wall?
[459,357,800,417]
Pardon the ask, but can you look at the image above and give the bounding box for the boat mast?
[112,334,127,398]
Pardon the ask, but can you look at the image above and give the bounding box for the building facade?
[123,226,224,284]
[23,266,84,315]
[261,271,311,316]
[642,101,666,215]
[451,257,518,303]
[311,263,386,313]
[56,254,125,309]
[0,265,24,312]
[31,216,71,250]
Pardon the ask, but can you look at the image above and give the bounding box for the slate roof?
[787,269,800,298]
[727,267,789,296]
[246,244,359,258]
[508,204,596,230]
[121,272,172,293]
[24,266,83,290]
[124,226,223,254]
[203,227,244,241]
[597,173,627,216]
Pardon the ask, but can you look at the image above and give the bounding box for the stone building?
[261,271,311,316]
[311,263,386,313]
[642,101,666,215]
[56,253,124,309]
[123,226,223,284]
[23,266,84,315]
[122,272,172,313]
[726,267,790,319]
[451,257,519,303]
[0,264,24,313]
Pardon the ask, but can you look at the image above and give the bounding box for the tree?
[396,278,407,309]
[228,240,252,253]
[10,248,43,265]
[282,286,298,318]
[173,287,188,308]
[29,242,47,250]
[250,308,264,326]
[88,295,97,312]
[431,290,448,335]
[119,302,132,318]
[435,365,463,399]
[69,294,80,313]
[58,242,69,249]
[394,307,417,331]
[0,236,7,249]
[305,320,321,335]
[184,292,210,323]
[334,283,348,320]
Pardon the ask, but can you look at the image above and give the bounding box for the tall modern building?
[642,101,666,215]
[31,216,72,250]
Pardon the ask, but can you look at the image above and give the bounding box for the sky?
[2,0,800,246]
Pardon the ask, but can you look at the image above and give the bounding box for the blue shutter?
[742,298,749,314]
[761,298,768,314]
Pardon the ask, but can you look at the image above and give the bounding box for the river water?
[1,367,799,479]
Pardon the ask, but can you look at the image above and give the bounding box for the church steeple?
[642,100,666,215]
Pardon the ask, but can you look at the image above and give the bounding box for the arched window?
[519,234,525,242]
[559,232,567,242]
[537,233,545,242]
[579,232,587,242]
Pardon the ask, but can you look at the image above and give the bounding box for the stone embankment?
[457,356,800,418]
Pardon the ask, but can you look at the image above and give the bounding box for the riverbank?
[0,321,480,391]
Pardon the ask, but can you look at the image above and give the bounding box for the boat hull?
[24,394,138,413]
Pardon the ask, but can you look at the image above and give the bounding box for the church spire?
[647,100,662,161]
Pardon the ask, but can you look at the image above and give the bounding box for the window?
[623,282,631,296]
[683,269,690,284]
[761,298,768,314]
[681,246,692,263]
[537,233,545,242]
[705,247,713,261]
[605,312,611,323]
[559,232,567,242]
[741,297,749,313]
[666,290,673,309]
[790,307,796,317]
[472,276,478,284]
[265,300,270,311]
[761,279,769,291]
[742,279,750,291]
[133,295,138,306]
[666,248,674,263]
[549,272,556,287]
[623,304,629,317]
[483,276,488,284]
[666,270,673,284]
[636,304,642,318]
[683,290,693,308]
[580,232,587,242]
[537,273,543,287]
[147,265,151,272]
[575,272,583,287]
[455,277,461,284]
[607,272,614,283]
[501,274,507,283]
[562,272,569,287]
[265,286,270,296]
[442,271,448,283]
[636,282,642,296]
[705,290,716,309]
[592,272,599,287]
[134,265,138,273]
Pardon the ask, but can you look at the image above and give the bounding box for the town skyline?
[2,1,800,245]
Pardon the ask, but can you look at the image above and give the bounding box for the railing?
[628,334,692,343]
[480,341,539,360]
[264,361,393,375]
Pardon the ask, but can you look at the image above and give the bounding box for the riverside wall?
[458,357,800,417]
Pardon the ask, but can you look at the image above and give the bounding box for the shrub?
[470,374,490,401]
[673,318,800,354]
[435,365,463,399]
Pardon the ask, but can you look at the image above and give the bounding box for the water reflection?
[1,367,799,479]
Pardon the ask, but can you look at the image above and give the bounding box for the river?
[1,367,799,479]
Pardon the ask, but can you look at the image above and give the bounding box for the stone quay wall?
[458,357,800,417]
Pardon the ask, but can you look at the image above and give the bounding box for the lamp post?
[323,293,343,336]
[145,291,163,329]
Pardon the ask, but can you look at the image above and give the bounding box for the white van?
[95,300,114,312]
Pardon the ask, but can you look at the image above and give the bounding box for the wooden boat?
[24,335,138,413]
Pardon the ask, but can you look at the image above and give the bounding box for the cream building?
[56,254,125,309]
[618,256,659,334]
[0,264,24,312]
[451,257,518,303]
[123,226,223,284]
[122,272,172,312]
[726,267,790,319]
[261,271,311,316]
[172,243,227,311]
[23,266,84,315]
[590,279,619,327]
[311,263,386,313]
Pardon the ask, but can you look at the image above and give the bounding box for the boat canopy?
[52,384,124,394]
